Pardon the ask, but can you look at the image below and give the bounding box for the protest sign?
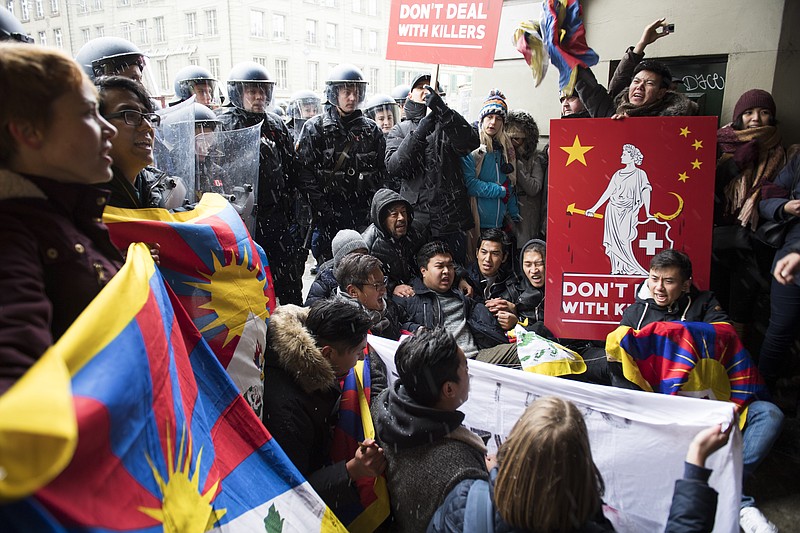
[369,334,740,533]
[386,0,503,67]
[546,116,717,340]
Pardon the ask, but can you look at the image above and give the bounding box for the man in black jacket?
[464,228,520,331]
[216,62,302,304]
[393,241,519,367]
[386,74,479,264]
[261,300,385,513]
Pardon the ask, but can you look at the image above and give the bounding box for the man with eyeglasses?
[96,76,172,209]
[334,253,406,341]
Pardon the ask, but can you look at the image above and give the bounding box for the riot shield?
[198,121,262,234]
[154,97,195,209]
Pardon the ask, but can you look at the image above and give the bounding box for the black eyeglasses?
[105,110,161,127]
[360,276,388,291]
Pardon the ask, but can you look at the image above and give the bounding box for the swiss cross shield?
[633,218,675,273]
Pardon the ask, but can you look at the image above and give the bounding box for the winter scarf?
[614,89,698,118]
[717,124,785,229]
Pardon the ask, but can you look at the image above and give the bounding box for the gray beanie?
[332,229,368,267]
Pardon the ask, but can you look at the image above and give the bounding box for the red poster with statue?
[545,116,717,340]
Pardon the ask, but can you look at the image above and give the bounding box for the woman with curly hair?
[505,110,545,246]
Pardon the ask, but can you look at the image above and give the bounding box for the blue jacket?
[463,149,519,229]
[759,152,800,273]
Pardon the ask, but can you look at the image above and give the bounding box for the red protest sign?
[545,116,717,340]
[386,0,503,68]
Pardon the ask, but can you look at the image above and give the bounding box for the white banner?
[368,335,741,533]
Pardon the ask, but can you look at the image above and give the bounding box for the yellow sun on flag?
[139,425,227,532]
[186,248,270,347]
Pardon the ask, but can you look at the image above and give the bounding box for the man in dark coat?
[216,62,303,305]
[371,328,489,533]
[385,74,479,265]
[261,300,385,512]
[362,188,425,297]
[463,228,520,331]
[296,64,386,264]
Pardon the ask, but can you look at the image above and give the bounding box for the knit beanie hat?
[733,89,776,122]
[332,229,368,267]
[480,89,508,121]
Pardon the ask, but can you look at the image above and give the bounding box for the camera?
[665,23,675,33]
[500,162,514,175]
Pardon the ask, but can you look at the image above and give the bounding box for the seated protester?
[362,188,426,298]
[0,44,121,394]
[371,328,489,533]
[394,241,519,367]
[464,228,520,331]
[574,19,697,119]
[515,239,548,334]
[334,252,406,341]
[428,396,730,533]
[261,299,385,512]
[96,76,175,209]
[619,249,784,533]
[304,229,368,306]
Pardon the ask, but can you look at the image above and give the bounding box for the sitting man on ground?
[574,18,697,119]
[334,252,406,341]
[305,229,368,306]
[463,228,520,330]
[362,188,426,298]
[393,241,519,367]
[619,249,783,533]
[371,328,489,533]
[261,299,385,511]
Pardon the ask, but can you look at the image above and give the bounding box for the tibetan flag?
[512,19,549,88]
[0,243,346,532]
[541,0,599,95]
[329,357,390,532]
[103,193,273,417]
[606,321,768,409]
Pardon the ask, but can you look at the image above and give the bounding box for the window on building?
[137,19,147,44]
[205,9,217,36]
[352,0,361,12]
[119,0,129,5]
[307,61,319,91]
[91,0,101,10]
[34,0,43,18]
[326,23,337,48]
[81,27,90,44]
[367,0,377,16]
[95,25,104,37]
[53,27,62,48]
[250,10,264,37]
[49,0,58,13]
[274,58,288,89]
[154,16,165,42]
[186,12,197,37]
[20,0,29,20]
[37,30,46,45]
[352,27,362,51]
[121,22,131,41]
[7,0,13,14]
[305,19,316,45]
[368,30,378,53]
[157,59,168,93]
[188,57,199,66]
[369,67,379,88]
[272,13,285,40]
[253,56,267,67]
[208,57,219,80]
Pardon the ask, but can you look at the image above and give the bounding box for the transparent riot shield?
[154,97,196,209]
[197,121,262,234]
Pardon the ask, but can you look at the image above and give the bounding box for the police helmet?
[192,103,219,129]
[0,6,33,43]
[226,62,275,111]
[75,36,147,81]
[288,89,322,120]
[174,65,217,103]
[324,63,367,106]
[363,94,399,122]
[390,84,411,106]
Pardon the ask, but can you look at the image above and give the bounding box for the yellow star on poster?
[691,159,702,169]
[560,135,594,166]
[679,127,691,137]
[692,139,703,150]
[678,172,690,183]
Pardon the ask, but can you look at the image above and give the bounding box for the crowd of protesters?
[2,7,800,532]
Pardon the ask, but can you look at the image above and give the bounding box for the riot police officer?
[172,65,218,107]
[286,90,322,142]
[363,94,400,136]
[0,6,33,43]
[296,63,386,264]
[215,62,303,305]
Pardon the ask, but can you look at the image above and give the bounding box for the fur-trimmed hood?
[0,169,47,201]
[265,304,336,394]
[505,110,540,160]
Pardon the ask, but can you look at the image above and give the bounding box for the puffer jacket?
[620,282,730,330]
[362,188,425,292]
[386,100,479,235]
[463,147,520,229]
[392,278,508,349]
[303,258,337,307]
